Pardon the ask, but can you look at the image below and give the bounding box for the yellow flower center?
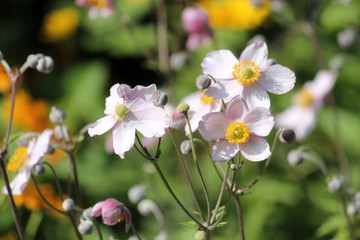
[7,147,28,172]
[118,211,125,222]
[225,122,250,144]
[115,104,129,121]
[200,90,216,104]
[232,59,261,86]
[294,88,314,107]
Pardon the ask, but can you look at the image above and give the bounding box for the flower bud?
[49,106,66,124]
[180,140,192,155]
[194,231,205,240]
[195,75,212,90]
[169,51,187,70]
[32,164,46,176]
[177,103,190,114]
[279,129,296,144]
[82,207,93,221]
[54,125,70,142]
[78,220,94,235]
[36,56,54,74]
[337,28,357,49]
[347,202,358,216]
[62,198,75,211]
[137,199,157,216]
[287,150,304,167]
[230,164,237,170]
[266,58,278,67]
[152,90,168,107]
[328,175,344,193]
[47,145,55,155]
[128,184,146,204]
[26,54,44,68]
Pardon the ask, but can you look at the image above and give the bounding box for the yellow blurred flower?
[41,7,79,42]
[197,0,271,30]
[0,64,12,94]
[3,90,51,132]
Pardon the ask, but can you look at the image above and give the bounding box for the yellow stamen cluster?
[200,90,216,104]
[232,59,261,86]
[294,88,314,107]
[7,147,28,172]
[118,212,125,222]
[115,104,129,121]
[225,122,250,144]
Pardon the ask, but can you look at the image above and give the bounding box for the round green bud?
[177,103,190,114]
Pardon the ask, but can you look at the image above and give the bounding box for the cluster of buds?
[25,53,54,74]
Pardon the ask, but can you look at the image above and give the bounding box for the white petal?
[182,91,202,112]
[201,50,238,80]
[275,106,317,141]
[205,80,242,103]
[212,139,239,162]
[5,170,31,195]
[198,112,229,141]
[88,115,116,137]
[105,84,125,115]
[112,120,136,159]
[244,108,274,136]
[258,64,296,94]
[128,84,156,103]
[128,101,170,138]
[242,83,270,109]
[27,129,53,167]
[306,70,336,101]
[239,41,268,68]
[185,104,212,135]
[240,135,270,162]
[225,96,248,122]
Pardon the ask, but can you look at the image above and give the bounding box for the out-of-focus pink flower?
[182,7,213,50]
[91,198,131,231]
[3,129,53,195]
[198,96,274,162]
[88,84,170,158]
[181,90,221,135]
[76,0,114,19]
[202,41,295,108]
[276,70,337,141]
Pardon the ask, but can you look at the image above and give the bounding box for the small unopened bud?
[287,150,304,167]
[137,199,157,216]
[177,103,190,114]
[194,231,205,240]
[36,56,54,74]
[328,175,344,193]
[62,198,75,211]
[54,125,70,142]
[49,106,66,124]
[266,58,278,66]
[26,54,44,68]
[78,220,94,235]
[347,202,358,216]
[230,164,237,170]
[279,129,296,144]
[82,207,93,221]
[128,184,146,204]
[47,145,55,155]
[195,75,212,90]
[180,140,192,155]
[32,164,45,176]
[152,90,168,107]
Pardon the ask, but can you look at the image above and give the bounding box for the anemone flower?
[88,84,170,158]
[201,41,295,108]
[3,129,53,195]
[276,70,337,141]
[198,96,274,162]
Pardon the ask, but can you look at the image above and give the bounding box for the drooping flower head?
[276,70,337,141]
[3,129,53,195]
[88,84,170,158]
[76,0,114,19]
[198,96,274,162]
[182,6,213,50]
[91,198,131,232]
[202,41,295,108]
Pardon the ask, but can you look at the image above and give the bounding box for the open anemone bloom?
[182,6,213,50]
[88,84,170,158]
[76,0,114,19]
[201,41,295,108]
[91,198,131,231]
[3,129,53,195]
[198,96,274,162]
[181,90,221,135]
[276,70,337,141]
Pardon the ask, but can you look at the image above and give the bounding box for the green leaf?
[180,221,201,230]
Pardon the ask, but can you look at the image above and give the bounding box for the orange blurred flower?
[0,64,12,94]
[0,231,17,240]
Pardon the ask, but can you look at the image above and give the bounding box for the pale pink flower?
[182,7,213,50]
[276,70,337,141]
[91,198,131,231]
[202,41,296,108]
[3,129,53,195]
[76,0,114,19]
[181,90,221,135]
[198,96,274,162]
[88,84,170,158]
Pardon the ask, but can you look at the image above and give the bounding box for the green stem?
[93,220,104,240]
[234,195,245,240]
[43,161,64,201]
[130,223,142,240]
[24,210,43,239]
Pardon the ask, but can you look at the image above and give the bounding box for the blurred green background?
[0,0,360,239]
